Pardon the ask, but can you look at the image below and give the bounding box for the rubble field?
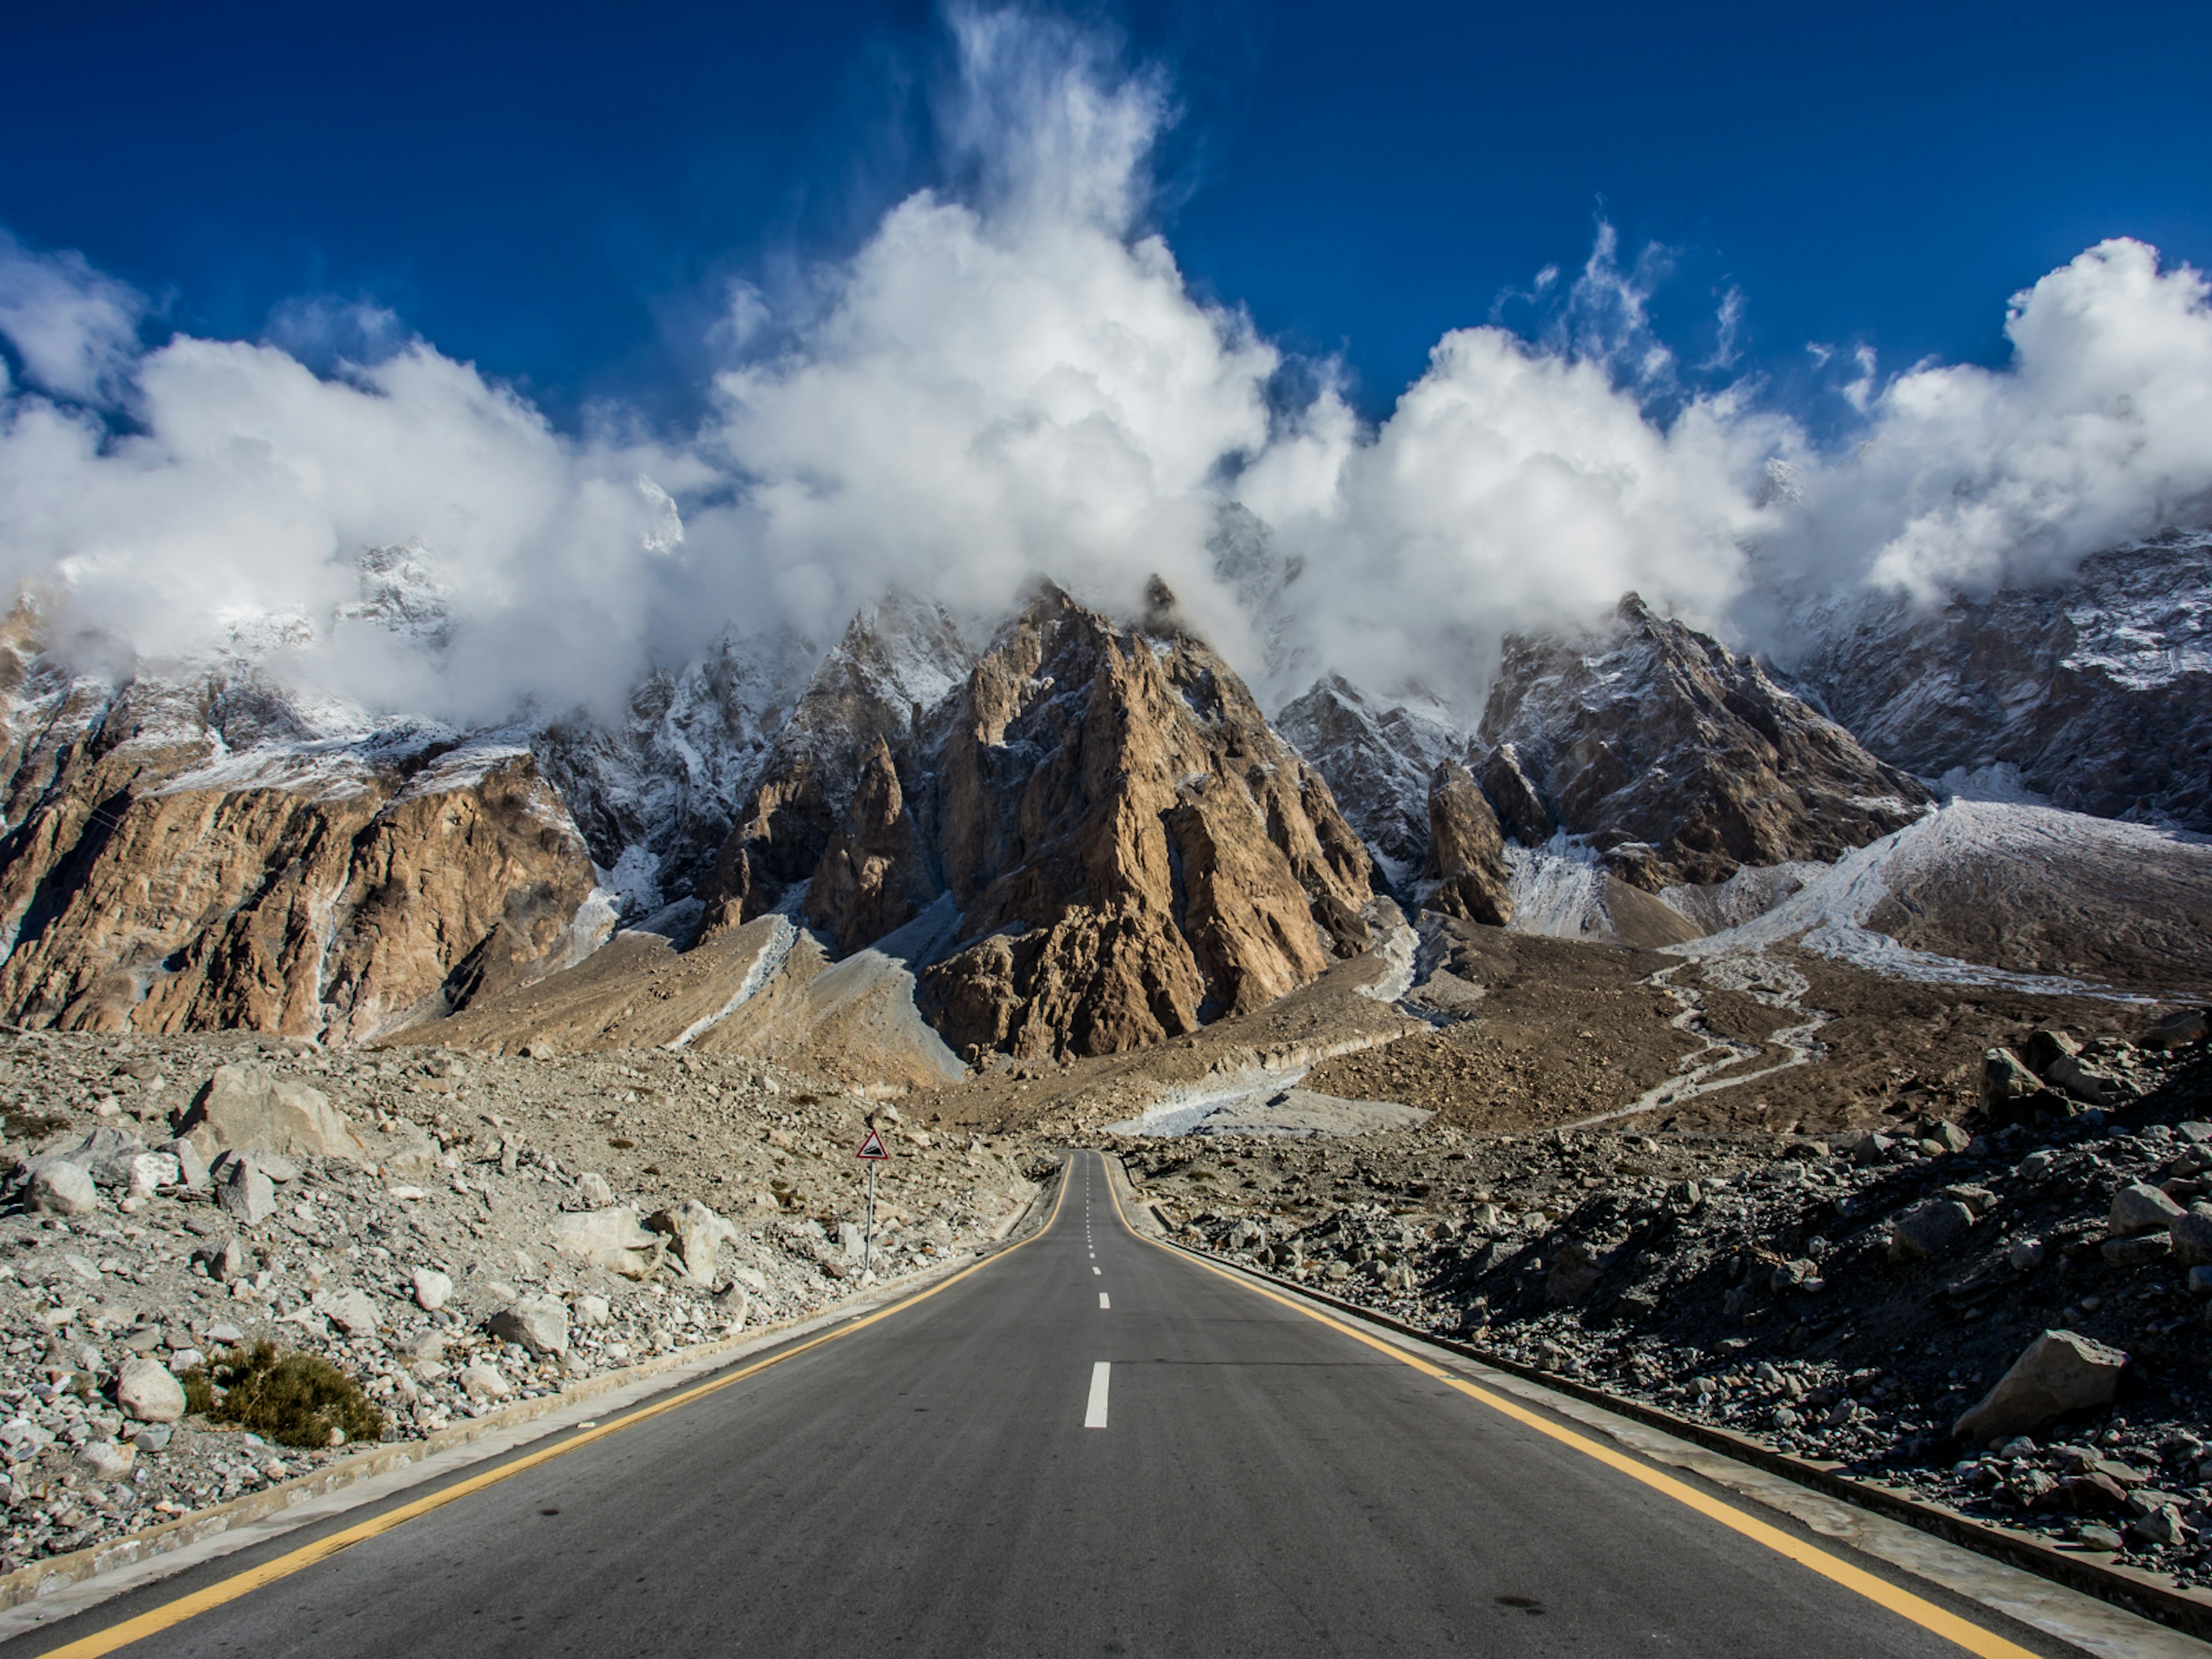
[0,1029,1040,1573]
[1116,1005,2212,1594]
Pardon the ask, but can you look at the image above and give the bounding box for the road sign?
[854,1128,891,1273]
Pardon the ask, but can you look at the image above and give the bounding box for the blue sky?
[7,0,2208,426]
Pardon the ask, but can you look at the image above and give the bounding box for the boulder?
[1979,1048,2041,1113]
[2110,1183,2185,1236]
[1887,1198,1976,1263]
[2025,1028,2081,1074]
[575,1172,616,1208]
[29,1126,147,1188]
[2047,1054,2134,1107]
[115,1357,187,1423]
[217,1158,278,1226]
[319,1289,381,1336]
[2102,1234,2171,1268]
[646,1200,743,1284]
[25,1161,97,1216]
[548,1206,663,1280]
[193,1237,251,1283]
[179,1063,368,1163]
[713,1283,750,1327]
[2171,1205,2212,1268]
[457,1362,511,1399]
[2146,1009,2208,1051]
[161,1137,211,1192]
[487,1296,569,1356]
[411,1267,453,1312]
[570,1293,612,1327]
[1954,1330,2128,1445]
[1544,1240,1607,1305]
[75,1440,134,1478]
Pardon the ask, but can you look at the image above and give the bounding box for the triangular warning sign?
[854,1128,891,1161]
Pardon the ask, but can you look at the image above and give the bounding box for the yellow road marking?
[32,1171,1070,1658]
[1096,1152,2039,1659]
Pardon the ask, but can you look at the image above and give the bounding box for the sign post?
[854,1127,891,1274]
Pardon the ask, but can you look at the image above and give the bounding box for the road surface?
[10,1149,2076,1657]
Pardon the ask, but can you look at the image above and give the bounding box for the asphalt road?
[11,1149,2075,1658]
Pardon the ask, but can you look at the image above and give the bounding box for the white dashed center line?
[1092,1266,1101,1275]
[1084,1361,1111,1428]
[1099,1292,1110,1310]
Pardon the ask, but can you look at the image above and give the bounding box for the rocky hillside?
[0,1024,1039,1573]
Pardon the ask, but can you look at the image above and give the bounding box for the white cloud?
[1779,239,2212,601]
[0,234,146,404]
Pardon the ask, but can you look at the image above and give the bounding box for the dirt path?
[1563,955,1832,1130]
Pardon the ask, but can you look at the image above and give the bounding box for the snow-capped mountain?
[1789,532,2212,831]
[0,532,2206,1053]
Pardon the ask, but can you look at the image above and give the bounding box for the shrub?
[180,1342,385,1448]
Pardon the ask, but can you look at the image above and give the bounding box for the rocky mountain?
[1281,594,1930,903]
[696,594,976,937]
[1274,676,1464,893]
[0,656,600,1043]
[0,535,2205,1060]
[1476,595,1930,889]
[1790,532,2212,831]
[701,581,1378,1063]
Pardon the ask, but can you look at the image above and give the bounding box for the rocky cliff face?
[698,584,1379,1063]
[1423,761,1512,926]
[0,657,599,1041]
[698,596,974,935]
[910,585,1376,1062]
[1477,596,1930,889]
[1791,533,2212,830]
[1274,675,1463,895]
[1280,595,1930,904]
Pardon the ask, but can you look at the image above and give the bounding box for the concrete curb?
[0,1177,1062,1624]
[1110,1160,2212,1650]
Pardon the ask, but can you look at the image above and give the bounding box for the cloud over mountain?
[0,6,2206,726]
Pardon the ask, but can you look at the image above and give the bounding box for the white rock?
[1955,1329,2128,1445]
[124,1153,180,1198]
[217,1159,278,1225]
[116,1356,187,1423]
[75,1439,134,1478]
[26,1162,97,1215]
[411,1268,453,1312]
[457,1363,511,1399]
[575,1172,616,1207]
[180,1062,368,1162]
[548,1206,663,1280]
[713,1284,749,1327]
[319,1289,381,1336]
[570,1294,612,1327]
[486,1296,569,1356]
[646,1199,740,1284]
